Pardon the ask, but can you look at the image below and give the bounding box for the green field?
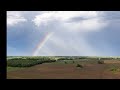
[7,56,120,68]
[7,67,25,72]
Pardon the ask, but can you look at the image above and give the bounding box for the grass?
[110,67,120,73]
[45,59,100,65]
[7,56,120,73]
[7,67,25,72]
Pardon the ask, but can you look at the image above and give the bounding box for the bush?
[64,61,67,64]
[110,68,120,72]
[98,60,104,64]
[73,61,75,63]
[76,64,83,68]
[110,66,120,72]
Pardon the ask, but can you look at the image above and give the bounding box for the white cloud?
[32,11,107,32]
[7,11,27,26]
[32,12,56,27]
[64,18,107,32]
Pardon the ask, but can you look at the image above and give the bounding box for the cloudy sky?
[7,11,120,56]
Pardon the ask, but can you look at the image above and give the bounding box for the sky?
[7,11,120,56]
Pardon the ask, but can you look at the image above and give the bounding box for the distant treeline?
[7,56,120,67]
[7,57,56,67]
[7,56,120,60]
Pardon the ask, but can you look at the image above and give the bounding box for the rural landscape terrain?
[7,11,120,79]
[7,56,120,79]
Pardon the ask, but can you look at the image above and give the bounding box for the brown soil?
[7,62,120,79]
[104,60,120,64]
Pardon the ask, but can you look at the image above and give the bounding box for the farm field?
[7,56,120,79]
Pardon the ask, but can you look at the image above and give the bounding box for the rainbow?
[32,32,54,56]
